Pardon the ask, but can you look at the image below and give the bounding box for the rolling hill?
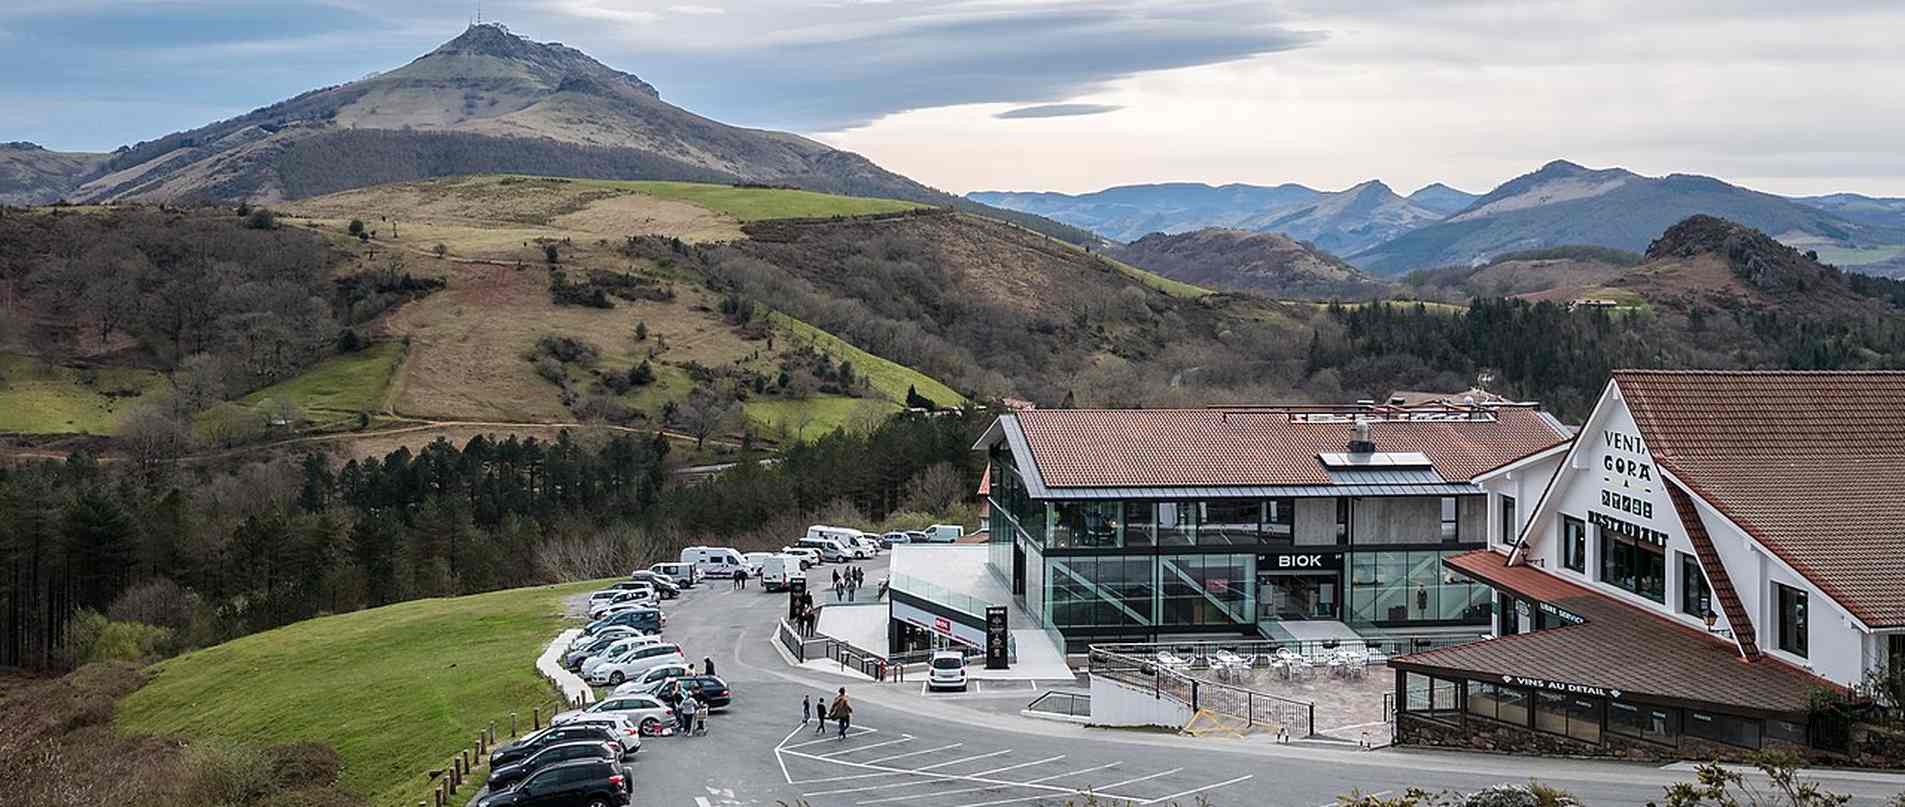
[1,24,1093,245]
[1109,228,1392,299]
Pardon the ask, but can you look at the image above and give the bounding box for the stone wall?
[1395,712,1806,765]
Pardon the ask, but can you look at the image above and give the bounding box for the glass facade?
[1347,549,1492,626]
[1043,554,1255,629]
[1600,527,1666,602]
[1160,554,1256,626]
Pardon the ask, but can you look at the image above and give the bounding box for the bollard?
[462,749,471,774]
[511,712,518,737]
[490,720,498,745]
[533,706,542,731]
[435,780,445,807]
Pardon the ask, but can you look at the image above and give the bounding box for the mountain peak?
[433,23,540,59]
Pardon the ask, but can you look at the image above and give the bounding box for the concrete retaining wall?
[539,629,595,706]
[1088,673,1192,729]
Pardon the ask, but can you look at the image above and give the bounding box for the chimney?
[1347,415,1376,454]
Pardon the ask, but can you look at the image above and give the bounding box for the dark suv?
[679,675,730,708]
[490,723,620,768]
[474,758,629,807]
[487,740,619,791]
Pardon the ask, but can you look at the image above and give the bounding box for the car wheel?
[588,798,610,807]
[640,717,661,733]
[609,671,625,685]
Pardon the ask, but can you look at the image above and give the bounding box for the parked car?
[924,524,964,543]
[627,570,683,597]
[579,635,668,677]
[474,758,629,807]
[905,530,928,544]
[608,663,692,697]
[796,536,853,563]
[675,674,732,708]
[584,607,664,637]
[779,547,819,570]
[927,650,968,691]
[490,723,621,768]
[569,625,637,650]
[646,562,699,588]
[586,642,687,686]
[807,525,875,559]
[485,740,620,792]
[880,531,911,547]
[556,692,677,734]
[849,534,882,557]
[679,546,745,578]
[589,589,658,619]
[752,554,796,591]
[564,635,630,671]
[559,713,642,756]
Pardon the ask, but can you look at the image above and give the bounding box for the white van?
[780,547,819,570]
[924,524,964,543]
[648,562,699,587]
[797,535,853,563]
[807,526,874,559]
[679,546,744,578]
[754,554,801,591]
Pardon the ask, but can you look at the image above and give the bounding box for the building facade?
[975,403,1571,651]
[1392,370,1905,762]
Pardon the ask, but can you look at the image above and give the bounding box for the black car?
[490,723,620,768]
[563,636,621,671]
[475,758,629,807]
[658,675,731,709]
[487,740,619,792]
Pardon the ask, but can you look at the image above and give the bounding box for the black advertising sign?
[985,606,1009,669]
[1588,510,1668,547]
[1537,601,1586,626]
[1258,551,1343,573]
[788,575,807,621]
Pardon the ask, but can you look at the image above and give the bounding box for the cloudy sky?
[4,0,1903,196]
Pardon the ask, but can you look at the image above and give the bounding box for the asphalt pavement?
[578,554,1905,807]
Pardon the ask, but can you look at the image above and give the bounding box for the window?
[1347,549,1491,626]
[1777,583,1808,657]
[1157,502,1194,545]
[1335,498,1352,541]
[1440,497,1459,541]
[1047,557,1155,628]
[1465,680,1530,726]
[1608,702,1679,745]
[1679,553,1712,619]
[1686,710,1761,749]
[1200,500,1260,546]
[1499,495,1517,544]
[1124,501,1155,546]
[1534,691,1604,744]
[1051,501,1121,548]
[1265,498,1295,540]
[1402,672,1462,723]
[1600,528,1666,603]
[1891,636,1905,676]
[1158,554,1254,626]
[1562,516,1587,573]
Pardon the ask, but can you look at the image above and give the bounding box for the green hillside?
[606,180,926,221]
[0,354,169,434]
[117,581,601,807]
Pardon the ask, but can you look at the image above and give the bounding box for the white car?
[589,590,658,619]
[648,562,700,587]
[553,693,675,734]
[850,535,881,558]
[560,713,642,755]
[586,643,688,686]
[570,625,637,650]
[579,635,668,677]
[927,650,968,692]
[609,663,693,696]
[780,547,820,570]
[589,600,659,621]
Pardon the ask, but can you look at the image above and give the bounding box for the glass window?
[1335,498,1351,541]
[1609,701,1680,745]
[1496,684,1531,726]
[1777,583,1808,658]
[1679,553,1712,619]
[1266,498,1295,540]
[1534,691,1569,736]
[1124,501,1155,546]
[1600,527,1666,603]
[1686,710,1761,749]
[1532,692,1602,743]
[1467,680,1499,720]
[1159,554,1253,626]
[1047,557,1155,628]
[1157,502,1194,545]
[1404,671,1431,712]
[1200,501,1260,546]
[1562,516,1587,573]
[1440,497,1459,541]
[1499,495,1517,543]
[1051,501,1121,548]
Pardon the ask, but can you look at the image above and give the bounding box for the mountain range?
[972,160,1905,276]
[0,24,1093,243]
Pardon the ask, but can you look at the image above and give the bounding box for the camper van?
[923,524,964,543]
[679,546,744,578]
[806,526,873,559]
[796,535,853,563]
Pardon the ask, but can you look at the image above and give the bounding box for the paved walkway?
[537,629,595,706]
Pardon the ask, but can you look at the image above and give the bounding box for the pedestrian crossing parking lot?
[775,724,1254,807]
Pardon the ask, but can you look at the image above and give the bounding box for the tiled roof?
[1393,551,1830,716]
[1615,370,1905,628]
[1011,408,1569,489]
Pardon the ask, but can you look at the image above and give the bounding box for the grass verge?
[116,580,601,807]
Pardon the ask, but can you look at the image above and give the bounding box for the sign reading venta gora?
[1501,673,1623,699]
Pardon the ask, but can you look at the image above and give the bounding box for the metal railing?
[1091,631,1484,668]
[1025,690,1092,719]
[1088,646,1315,737]
[887,572,993,620]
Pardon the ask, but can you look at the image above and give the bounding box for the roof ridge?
[1614,369,1905,376]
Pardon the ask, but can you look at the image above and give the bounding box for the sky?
[3,0,1903,197]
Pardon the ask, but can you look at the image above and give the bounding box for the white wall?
[1088,673,1193,729]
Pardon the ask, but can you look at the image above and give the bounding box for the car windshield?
[931,657,963,670]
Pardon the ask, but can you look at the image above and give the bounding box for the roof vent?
[1347,415,1376,454]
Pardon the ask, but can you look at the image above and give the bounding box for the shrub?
[432,243,447,258]
[631,360,656,386]
[543,243,560,264]
[347,219,365,236]
[108,578,198,636]
[335,328,362,353]
[245,208,276,230]
[534,357,565,384]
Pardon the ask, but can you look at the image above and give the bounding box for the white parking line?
[780,745,1151,802]
[1144,774,1255,805]
[783,727,880,750]
[914,750,1014,771]
[815,736,913,758]
[814,752,1047,799]
[1023,762,1122,784]
[937,769,1181,807]
[851,756,1068,804]
[863,743,963,764]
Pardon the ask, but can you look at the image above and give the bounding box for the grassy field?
[1810,244,1905,267]
[0,353,169,434]
[606,180,925,222]
[743,395,898,439]
[237,340,406,417]
[117,580,601,807]
[771,313,967,408]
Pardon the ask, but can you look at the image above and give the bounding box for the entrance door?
[1260,573,1341,621]
[1012,543,1026,596]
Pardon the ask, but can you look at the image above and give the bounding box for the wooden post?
[511,712,518,737]
[461,749,471,775]
[448,760,459,793]
[435,780,445,807]
[533,706,541,730]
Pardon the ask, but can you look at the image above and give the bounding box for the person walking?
[679,692,701,737]
[814,694,830,735]
[835,577,846,602]
[831,687,853,740]
[736,567,749,589]
[801,694,812,725]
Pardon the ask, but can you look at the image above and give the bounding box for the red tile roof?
[1013,407,1569,489]
[1615,370,1905,628]
[1394,551,1831,716]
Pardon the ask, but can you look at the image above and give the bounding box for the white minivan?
[924,524,965,543]
[753,554,797,591]
[797,535,853,563]
[807,526,874,559]
[680,546,744,578]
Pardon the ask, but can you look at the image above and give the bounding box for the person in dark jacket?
[814,694,830,735]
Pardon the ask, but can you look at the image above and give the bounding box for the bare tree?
[675,388,739,450]
[119,401,195,480]
[903,462,967,514]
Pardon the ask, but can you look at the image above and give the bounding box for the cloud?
[667,4,725,14]
[994,103,1123,119]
